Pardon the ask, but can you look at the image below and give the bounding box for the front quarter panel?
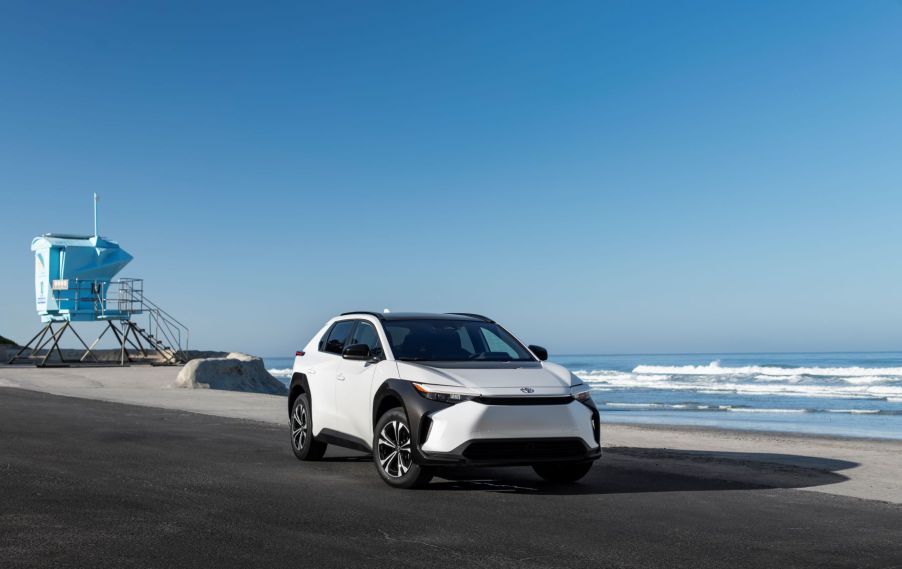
[372,378,449,463]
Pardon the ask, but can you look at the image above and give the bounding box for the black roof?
[339,311,494,323]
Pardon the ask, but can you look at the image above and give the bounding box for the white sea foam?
[725,407,806,413]
[632,362,902,378]
[603,402,888,414]
[605,402,661,409]
[267,368,294,379]
[582,373,670,384]
[604,402,711,411]
[840,376,896,385]
[753,374,802,383]
[574,367,902,400]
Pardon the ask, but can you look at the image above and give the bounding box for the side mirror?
[529,345,548,361]
[342,343,371,360]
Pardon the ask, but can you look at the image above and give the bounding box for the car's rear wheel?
[290,394,327,461]
[373,408,433,489]
[532,461,593,483]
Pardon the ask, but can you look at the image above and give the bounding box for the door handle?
[336,373,345,381]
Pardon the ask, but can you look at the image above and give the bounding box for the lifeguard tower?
[7,195,189,366]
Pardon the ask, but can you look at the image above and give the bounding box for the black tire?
[532,461,593,483]
[373,408,433,489]
[290,394,327,461]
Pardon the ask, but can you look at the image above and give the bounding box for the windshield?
[385,319,536,362]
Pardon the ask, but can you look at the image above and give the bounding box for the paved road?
[1,388,900,568]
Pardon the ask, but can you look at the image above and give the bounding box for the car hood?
[394,360,578,396]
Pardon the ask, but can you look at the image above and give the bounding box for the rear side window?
[321,320,355,355]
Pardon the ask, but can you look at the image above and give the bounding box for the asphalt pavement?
[1,388,900,568]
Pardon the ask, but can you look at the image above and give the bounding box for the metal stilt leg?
[32,323,56,354]
[67,324,99,363]
[6,324,50,364]
[80,321,113,362]
[39,322,70,367]
[122,322,147,357]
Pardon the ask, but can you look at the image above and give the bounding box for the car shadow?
[425,447,859,495]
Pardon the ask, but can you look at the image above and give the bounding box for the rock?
[173,352,287,395]
[0,346,18,363]
[0,336,20,363]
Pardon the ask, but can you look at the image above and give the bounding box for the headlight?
[413,383,479,404]
[571,384,592,402]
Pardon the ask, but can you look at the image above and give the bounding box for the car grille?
[473,396,573,405]
[461,438,587,461]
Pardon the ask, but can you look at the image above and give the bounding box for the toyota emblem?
[520,387,535,394]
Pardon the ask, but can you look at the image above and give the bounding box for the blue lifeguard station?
[7,195,189,366]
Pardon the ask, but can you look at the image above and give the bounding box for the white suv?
[288,312,601,488]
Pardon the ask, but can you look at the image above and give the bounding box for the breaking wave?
[575,362,902,400]
[267,368,293,379]
[632,362,902,378]
[601,402,899,415]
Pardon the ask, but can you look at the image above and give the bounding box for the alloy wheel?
[377,420,412,478]
[291,404,308,451]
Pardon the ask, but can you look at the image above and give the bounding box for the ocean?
[264,352,902,440]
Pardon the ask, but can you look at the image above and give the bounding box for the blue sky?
[1,1,901,356]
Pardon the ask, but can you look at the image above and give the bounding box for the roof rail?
[340,311,386,320]
[446,312,494,322]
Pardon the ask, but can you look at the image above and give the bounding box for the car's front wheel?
[290,394,327,461]
[373,408,433,489]
[532,461,593,483]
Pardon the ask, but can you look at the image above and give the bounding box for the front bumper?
[375,379,602,467]
[417,399,601,467]
[418,437,602,467]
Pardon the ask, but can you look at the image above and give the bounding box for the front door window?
[349,321,383,359]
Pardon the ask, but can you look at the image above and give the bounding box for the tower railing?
[51,278,189,362]
[141,294,190,362]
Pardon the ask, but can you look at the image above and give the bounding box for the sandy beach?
[2,364,900,505]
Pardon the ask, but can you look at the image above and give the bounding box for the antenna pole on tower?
[93,193,99,238]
